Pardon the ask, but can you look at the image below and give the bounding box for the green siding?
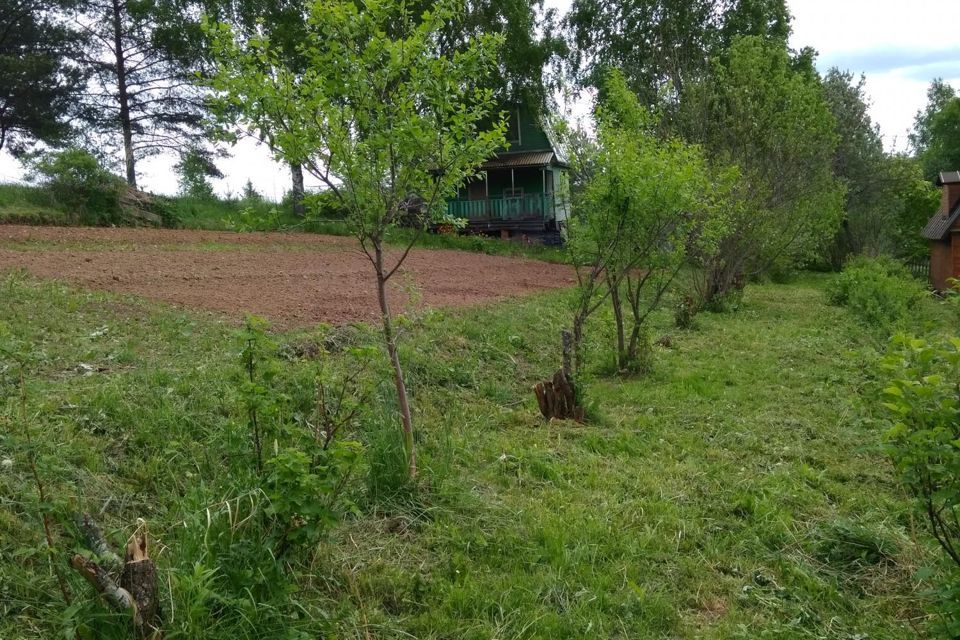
[501,104,551,152]
[445,102,567,224]
[519,105,552,151]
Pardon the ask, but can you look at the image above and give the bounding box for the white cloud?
[789,0,960,150]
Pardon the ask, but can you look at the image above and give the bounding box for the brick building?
[922,171,960,291]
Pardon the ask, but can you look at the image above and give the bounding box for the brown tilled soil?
[0,225,575,328]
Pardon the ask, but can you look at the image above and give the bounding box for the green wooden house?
[447,105,570,243]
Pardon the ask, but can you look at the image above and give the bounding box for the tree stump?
[533,369,585,422]
[70,514,161,639]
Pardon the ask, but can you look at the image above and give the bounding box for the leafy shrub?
[237,318,364,552]
[880,335,960,632]
[302,188,348,220]
[27,148,124,224]
[703,286,744,313]
[265,443,361,550]
[827,256,927,331]
[231,205,283,232]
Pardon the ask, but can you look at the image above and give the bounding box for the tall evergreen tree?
[75,0,210,187]
[0,0,85,154]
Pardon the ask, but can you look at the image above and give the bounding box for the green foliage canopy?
[568,70,721,371]
[207,0,506,244]
[685,36,844,298]
[565,0,791,119]
[208,0,508,479]
[26,148,124,224]
[911,79,960,182]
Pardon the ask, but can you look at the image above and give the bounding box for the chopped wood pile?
[534,368,584,421]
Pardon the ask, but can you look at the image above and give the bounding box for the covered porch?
[446,151,566,225]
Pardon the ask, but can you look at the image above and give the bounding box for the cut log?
[533,369,585,422]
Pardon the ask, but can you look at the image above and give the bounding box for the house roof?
[937,171,960,186]
[922,200,960,240]
[481,150,568,171]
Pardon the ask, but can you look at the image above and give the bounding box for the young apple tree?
[570,70,721,374]
[207,0,507,479]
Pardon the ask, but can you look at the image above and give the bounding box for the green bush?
[265,443,361,550]
[303,188,348,220]
[880,335,960,633]
[827,256,927,331]
[237,318,363,553]
[27,148,124,224]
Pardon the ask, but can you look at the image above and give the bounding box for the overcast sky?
[1,0,958,196]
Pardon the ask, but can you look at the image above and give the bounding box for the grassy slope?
[0,270,943,638]
[0,184,71,225]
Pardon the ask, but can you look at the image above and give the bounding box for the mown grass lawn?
[0,269,945,638]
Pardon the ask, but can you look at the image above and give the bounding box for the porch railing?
[447,193,555,222]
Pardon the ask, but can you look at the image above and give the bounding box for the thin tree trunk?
[373,240,416,479]
[561,330,573,380]
[571,312,585,379]
[625,277,643,363]
[608,275,626,369]
[110,0,136,188]
[290,162,305,217]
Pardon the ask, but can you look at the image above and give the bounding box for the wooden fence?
[906,260,930,280]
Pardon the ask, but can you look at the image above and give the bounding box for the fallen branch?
[70,554,134,611]
[75,513,123,571]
